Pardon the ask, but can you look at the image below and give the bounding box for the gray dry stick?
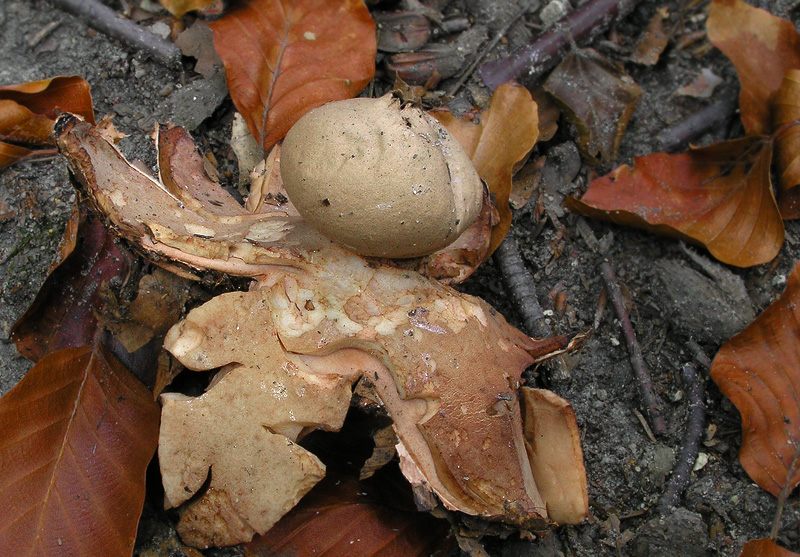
[479,0,642,89]
[48,0,182,68]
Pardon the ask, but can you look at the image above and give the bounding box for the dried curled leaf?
[432,82,540,255]
[11,208,128,362]
[567,136,782,267]
[630,10,669,66]
[773,70,800,219]
[210,0,376,152]
[55,115,588,547]
[710,260,800,497]
[0,76,93,167]
[0,345,159,554]
[707,0,800,136]
[544,50,642,165]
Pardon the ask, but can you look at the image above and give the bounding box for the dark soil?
[2,0,800,555]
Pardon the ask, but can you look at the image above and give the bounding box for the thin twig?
[479,0,642,90]
[47,0,182,68]
[494,234,548,339]
[495,234,573,380]
[599,260,666,434]
[655,90,739,152]
[657,364,706,513]
[687,339,713,371]
[447,0,539,97]
[633,408,658,444]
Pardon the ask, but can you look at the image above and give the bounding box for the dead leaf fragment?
[11,208,129,362]
[677,68,723,99]
[0,345,159,555]
[159,0,223,18]
[432,82,540,255]
[386,44,464,85]
[710,260,800,497]
[567,136,782,267]
[631,10,669,66]
[707,0,800,135]
[772,69,800,219]
[210,0,376,152]
[544,50,642,164]
[375,10,431,53]
[740,538,800,557]
[244,470,454,556]
[173,21,223,79]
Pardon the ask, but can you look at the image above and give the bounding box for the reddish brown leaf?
[0,76,94,123]
[210,0,376,152]
[11,208,129,362]
[707,0,800,136]
[0,345,160,555]
[0,141,33,168]
[567,136,783,267]
[773,69,800,219]
[741,539,800,557]
[544,50,642,164]
[431,82,539,255]
[710,260,800,497]
[0,76,94,168]
[244,469,453,557]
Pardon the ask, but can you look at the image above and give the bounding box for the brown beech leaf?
[11,207,129,362]
[0,142,33,168]
[0,345,159,555]
[544,50,642,165]
[244,469,454,556]
[567,136,782,267]
[740,539,800,557]
[707,0,800,136]
[773,69,800,219]
[0,76,94,168]
[210,0,376,152]
[432,82,539,255]
[710,260,800,497]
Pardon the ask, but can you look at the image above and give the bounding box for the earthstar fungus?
[54,113,588,548]
[280,94,485,258]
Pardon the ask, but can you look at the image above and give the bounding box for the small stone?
[633,508,709,557]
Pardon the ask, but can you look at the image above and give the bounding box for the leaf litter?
[4,0,800,552]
